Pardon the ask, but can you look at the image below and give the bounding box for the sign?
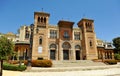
[38,46,42,53]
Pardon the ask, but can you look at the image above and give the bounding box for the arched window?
[90,40,92,47]
[38,17,40,22]
[44,17,46,23]
[50,44,56,49]
[41,17,43,23]
[75,45,81,50]
[39,37,42,45]
[62,42,71,49]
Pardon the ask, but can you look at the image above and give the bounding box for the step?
[26,65,120,72]
[52,60,106,67]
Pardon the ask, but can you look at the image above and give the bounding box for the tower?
[32,11,50,59]
[77,18,98,60]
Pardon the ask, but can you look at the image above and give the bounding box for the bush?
[24,60,52,67]
[117,60,120,62]
[3,63,26,71]
[114,53,120,60]
[104,60,117,65]
[9,60,19,64]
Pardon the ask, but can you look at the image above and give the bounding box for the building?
[4,32,17,42]
[14,26,31,60]
[31,11,98,60]
[97,39,114,60]
[15,11,114,61]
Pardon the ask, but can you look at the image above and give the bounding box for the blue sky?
[0,0,120,42]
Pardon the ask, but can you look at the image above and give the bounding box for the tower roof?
[58,20,74,27]
[77,18,94,25]
[34,11,50,17]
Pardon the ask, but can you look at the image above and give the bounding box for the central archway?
[62,42,71,60]
[75,45,81,60]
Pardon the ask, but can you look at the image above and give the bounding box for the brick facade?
[32,11,98,60]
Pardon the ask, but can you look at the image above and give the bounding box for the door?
[50,50,56,60]
[63,50,69,60]
[76,51,80,60]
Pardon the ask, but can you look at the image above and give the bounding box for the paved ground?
[3,68,120,76]
[3,70,22,76]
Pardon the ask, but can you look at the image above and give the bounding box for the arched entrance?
[49,44,57,60]
[75,45,81,60]
[62,42,71,60]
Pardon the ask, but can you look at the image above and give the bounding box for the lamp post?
[27,24,34,67]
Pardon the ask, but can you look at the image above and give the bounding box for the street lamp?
[27,24,34,67]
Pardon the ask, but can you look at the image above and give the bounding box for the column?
[73,49,76,60]
[102,51,105,60]
[80,50,83,60]
[17,48,20,61]
[60,48,63,61]
[105,52,106,59]
[56,49,58,60]
[23,48,26,60]
[59,40,63,61]
[112,52,114,59]
[56,45,58,60]
[48,50,50,60]
[98,50,100,59]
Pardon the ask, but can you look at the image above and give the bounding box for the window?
[107,43,112,48]
[62,42,71,49]
[50,44,56,49]
[50,30,57,39]
[63,31,69,39]
[86,22,93,32]
[75,45,81,49]
[44,17,46,23]
[25,32,29,38]
[39,37,42,45]
[38,17,40,22]
[25,27,29,39]
[89,40,92,47]
[41,17,43,23]
[74,32,80,40]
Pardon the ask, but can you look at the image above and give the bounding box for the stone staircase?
[52,60,106,67]
[26,60,120,72]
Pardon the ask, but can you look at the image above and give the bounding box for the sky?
[0,0,120,42]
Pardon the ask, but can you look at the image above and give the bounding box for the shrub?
[24,60,52,67]
[114,53,120,60]
[3,63,26,71]
[9,60,19,64]
[104,60,117,65]
[92,59,102,62]
[117,60,120,62]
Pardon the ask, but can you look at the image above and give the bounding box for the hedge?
[3,63,26,71]
[114,54,120,60]
[24,60,52,67]
[104,60,117,65]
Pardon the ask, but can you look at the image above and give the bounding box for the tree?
[113,37,120,53]
[0,36,14,76]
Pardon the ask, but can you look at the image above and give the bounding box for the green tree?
[113,37,120,54]
[0,36,14,76]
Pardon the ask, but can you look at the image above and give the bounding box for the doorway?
[76,51,80,60]
[63,50,69,60]
[50,50,56,60]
